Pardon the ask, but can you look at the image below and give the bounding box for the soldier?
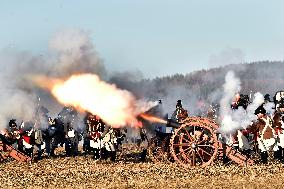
[113,128,127,151]
[89,116,103,160]
[89,117,117,161]
[231,94,250,110]
[45,117,56,157]
[8,119,18,133]
[236,128,254,158]
[49,117,65,157]
[139,127,148,162]
[33,122,44,160]
[83,112,97,155]
[7,119,22,150]
[34,106,49,159]
[64,110,80,157]
[83,113,103,156]
[20,121,34,158]
[100,124,117,162]
[49,107,71,157]
[250,105,278,164]
[64,122,74,156]
[0,119,19,147]
[273,104,284,162]
[171,100,188,122]
[88,115,107,159]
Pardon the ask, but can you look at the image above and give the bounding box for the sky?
[0,0,284,78]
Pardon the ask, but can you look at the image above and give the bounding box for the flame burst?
[33,74,146,128]
[139,113,167,124]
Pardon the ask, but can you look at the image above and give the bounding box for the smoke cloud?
[0,29,159,131]
[0,29,107,129]
[48,29,106,78]
[219,71,241,117]
[219,71,265,135]
[0,50,39,128]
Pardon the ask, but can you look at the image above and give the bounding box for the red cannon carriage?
[148,116,254,167]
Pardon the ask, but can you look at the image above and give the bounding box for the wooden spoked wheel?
[170,117,219,167]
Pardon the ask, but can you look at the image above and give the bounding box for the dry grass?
[1,157,284,189]
[1,145,284,189]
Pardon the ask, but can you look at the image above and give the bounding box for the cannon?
[147,116,254,167]
[0,141,31,162]
[0,134,31,163]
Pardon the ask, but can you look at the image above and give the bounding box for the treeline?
[112,61,284,104]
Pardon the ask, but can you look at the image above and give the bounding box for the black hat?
[255,104,266,115]
[9,119,17,128]
[176,100,182,107]
[264,94,271,101]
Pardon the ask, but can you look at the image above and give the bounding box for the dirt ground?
[1,155,284,189]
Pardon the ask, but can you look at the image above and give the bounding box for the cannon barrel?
[166,119,181,128]
[138,113,181,128]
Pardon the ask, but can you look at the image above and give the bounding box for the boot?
[25,148,34,159]
[93,149,100,160]
[140,149,147,162]
[274,150,281,161]
[101,148,108,160]
[37,150,42,160]
[110,151,116,162]
[50,146,56,157]
[279,147,284,163]
[260,151,268,164]
[65,141,72,157]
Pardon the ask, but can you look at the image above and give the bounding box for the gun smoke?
[0,29,155,130]
[219,71,267,135]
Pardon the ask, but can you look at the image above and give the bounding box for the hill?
[111,61,284,114]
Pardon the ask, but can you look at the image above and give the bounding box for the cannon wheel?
[170,117,219,167]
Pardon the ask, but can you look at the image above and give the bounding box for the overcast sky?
[1,1,284,78]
